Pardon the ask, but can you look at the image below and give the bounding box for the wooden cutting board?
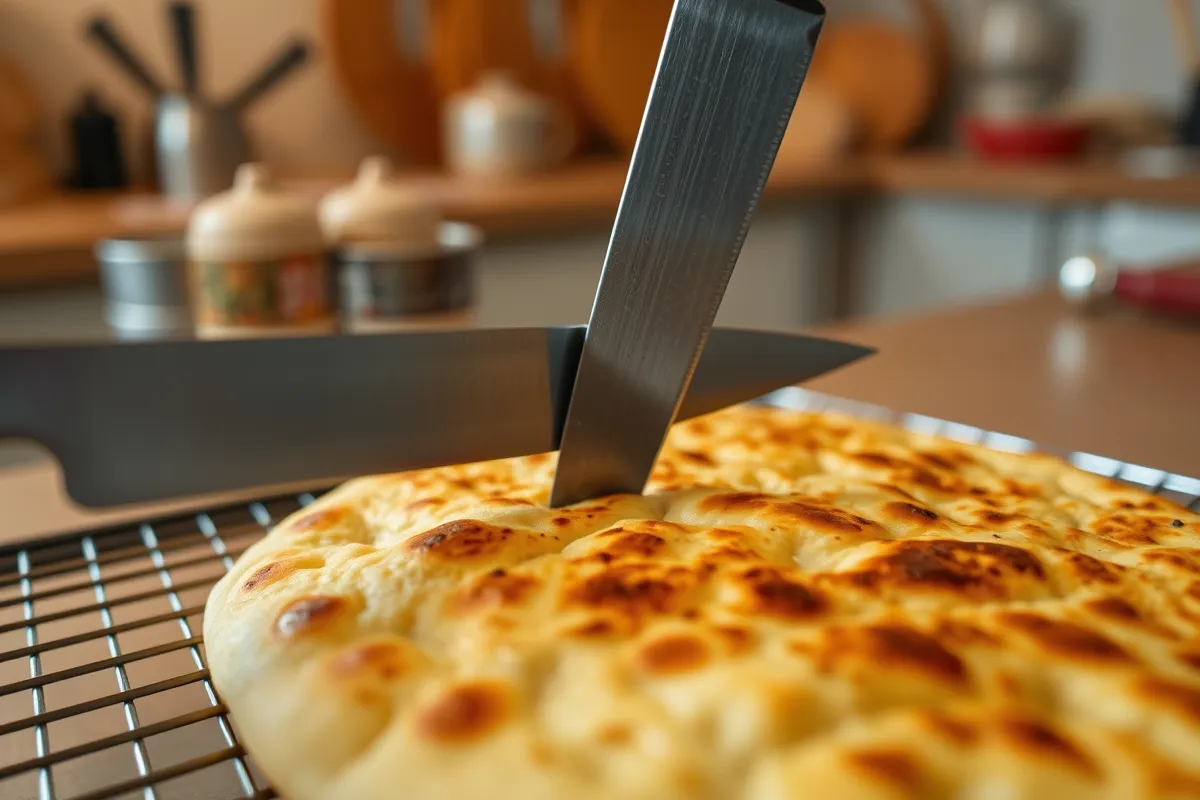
[805,0,948,150]
[569,0,672,153]
[320,0,443,165]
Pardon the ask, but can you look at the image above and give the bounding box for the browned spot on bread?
[274,595,352,639]
[417,682,512,744]
[454,569,540,612]
[920,711,978,744]
[977,509,1018,526]
[596,722,632,745]
[711,624,755,655]
[288,507,351,532]
[1086,596,1140,622]
[775,501,874,534]
[329,640,407,681]
[1142,549,1200,575]
[1175,650,1200,671]
[600,532,667,559]
[883,502,940,524]
[569,618,617,638]
[405,520,514,560]
[678,450,714,466]
[699,492,769,513]
[847,540,1044,599]
[737,567,826,619]
[1063,553,1125,584]
[1138,678,1200,723]
[999,612,1132,663]
[997,718,1098,776]
[823,624,969,687]
[484,497,533,507]
[637,634,711,675]
[563,564,698,619]
[919,450,966,470]
[551,516,571,528]
[853,452,905,470]
[845,748,922,792]
[242,559,304,592]
[934,619,1003,647]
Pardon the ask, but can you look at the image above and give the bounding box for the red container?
[961,115,1091,162]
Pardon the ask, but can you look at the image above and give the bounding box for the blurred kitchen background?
[1,0,1200,338]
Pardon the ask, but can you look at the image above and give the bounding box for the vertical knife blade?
[550,0,826,507]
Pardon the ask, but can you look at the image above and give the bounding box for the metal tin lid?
[318,155,441,248]
[94,235,187,264]
[186,163,325,262]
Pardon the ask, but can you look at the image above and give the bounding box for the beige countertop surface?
[1,288,1197,546]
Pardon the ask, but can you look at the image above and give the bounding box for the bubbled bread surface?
[203,406,1200,800]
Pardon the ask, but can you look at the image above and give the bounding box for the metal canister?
[320,156,481,332]
[336,222,481,333]
[94,235,193,338]
[185,163,333,339]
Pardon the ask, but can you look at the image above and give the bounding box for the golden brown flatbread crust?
[204,405,1200,799]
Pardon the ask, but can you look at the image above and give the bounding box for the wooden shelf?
[4,151,1200,289]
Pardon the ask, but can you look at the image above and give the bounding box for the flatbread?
[203,405,1200,799]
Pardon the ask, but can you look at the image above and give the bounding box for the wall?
[1,0,1197,322]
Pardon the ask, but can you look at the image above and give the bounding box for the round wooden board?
[569,0,673,153]
[320,0,443,166]
[0,54,40,143]
[429,0,589,153]
[806,0,948,152]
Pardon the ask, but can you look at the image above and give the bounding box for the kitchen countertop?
[1,288,1197,545]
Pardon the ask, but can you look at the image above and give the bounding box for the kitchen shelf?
[3,151,1200,289]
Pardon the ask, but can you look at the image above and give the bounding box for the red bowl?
[961,115,1091,162]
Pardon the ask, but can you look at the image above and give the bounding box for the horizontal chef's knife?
[0,327,870,508]
[551,0,829,506]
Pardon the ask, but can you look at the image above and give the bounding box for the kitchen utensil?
[226,40,312,113]
[320,0,443,165]
[805,0,946,151]
[84,16,166,99]
[336,222,481,333]
[66,88,129,190]
[569,0,673,153]
[94,235,193,338]
[1059,252,1200,317]
[549,0,827,507]
[0,326,869,508]
[961,113,1090,161]
[319,155,442,246]
[442,71,576,178]
[85,8,310,200]
[185,163,334,339]
[968,0,1067,120]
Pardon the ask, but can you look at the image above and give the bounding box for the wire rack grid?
[1,388,1198,800]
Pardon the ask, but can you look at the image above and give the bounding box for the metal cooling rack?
[1,388,1197,800]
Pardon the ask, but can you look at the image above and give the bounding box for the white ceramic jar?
[318,155,441,249]
[442,71,574,178]
[186,163,333,338]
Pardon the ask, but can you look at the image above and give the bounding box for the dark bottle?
[67,89,128,190]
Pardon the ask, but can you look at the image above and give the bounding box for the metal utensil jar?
[94,235,193,338]
[336,222,480,333]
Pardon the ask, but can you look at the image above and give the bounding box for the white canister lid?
[318,156,441,249]
[186,163,325,262]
